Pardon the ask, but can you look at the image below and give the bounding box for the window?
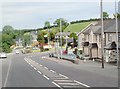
[95,35,97,42]
[108,34,112,41]
[99,35,101,43]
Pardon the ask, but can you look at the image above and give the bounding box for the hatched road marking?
[24,57,91,88]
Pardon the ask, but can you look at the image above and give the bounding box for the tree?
[44,21,50,28]
[37,31,45,44]
[2,34,13,53]
[37,31,46,51]
[103,12,109,19]
[2,25,16,53]
[22,32,32,47]
[2,25,14,37]
[69,33,78,47]
[53,18,68,31]
[113,13,120,19]
[69,32,78,40]
[50,31,56,41]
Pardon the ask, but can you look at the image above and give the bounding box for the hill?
[64,22,91,32]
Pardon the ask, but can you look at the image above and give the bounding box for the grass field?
[64,22,91,32]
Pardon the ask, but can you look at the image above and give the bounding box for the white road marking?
[43,75,49,80]
[33,67,37,70]
[39,64,42,66]
[37,70,42,74]
[58,82,79,86]
[59,74,68,79]
[44,67,48,70]
[50,70,56,73]
[31,65,33,67]
[54,80,73,82]
[74,80,90,87]
[3,58,12,87]
[52,82,61,88]
[33,61,35,63]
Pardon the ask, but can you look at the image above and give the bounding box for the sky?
[0,0,120,30]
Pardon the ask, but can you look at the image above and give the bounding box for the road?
[1,51,118,88]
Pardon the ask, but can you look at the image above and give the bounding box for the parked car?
[15,50,20,54]
[0,52,7,58]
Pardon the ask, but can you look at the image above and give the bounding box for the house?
[104,20,120,62]
[30,31,39,48]
[77,19,120,62]
[55,32,73,46]
[55,32,70,39]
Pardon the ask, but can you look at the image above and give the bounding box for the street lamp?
[100,0,104,68]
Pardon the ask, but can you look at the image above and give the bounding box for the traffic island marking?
[24,57,90,88]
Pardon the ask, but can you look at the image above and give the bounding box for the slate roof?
[89,43,98,48]
[66,38,73,43]
[104,41,120,50]
[82,19,120,35]
[104,20,120,33]
[82,42,89,46]
[56,32,70,36]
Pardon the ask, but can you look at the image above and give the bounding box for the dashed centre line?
[37,70,42,74]
[24,57,90,88]
[43,75,49,80]
[44,67,48,70]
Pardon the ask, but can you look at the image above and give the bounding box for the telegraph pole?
[60,18,62,59]
[115,0,119,69]
[101,0,104,68]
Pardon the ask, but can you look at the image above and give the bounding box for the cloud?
[0,1,116,30]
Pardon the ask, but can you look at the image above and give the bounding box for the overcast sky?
[1,0,120,30]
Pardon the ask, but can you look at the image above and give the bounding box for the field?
[64,22,91,32]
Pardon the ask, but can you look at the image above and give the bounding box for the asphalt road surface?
[1,51,118,88]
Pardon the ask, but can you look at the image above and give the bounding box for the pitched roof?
[104,41,120,50]
[89,43,98,48]
[94,19,116,34]
[104,20,120,33]
[82,42,89,46]
[81,19,120,35]
[56,32,70,36]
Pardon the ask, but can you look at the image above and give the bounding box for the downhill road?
[1,51,118,88]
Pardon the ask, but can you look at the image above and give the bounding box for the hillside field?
[64,22,91,32]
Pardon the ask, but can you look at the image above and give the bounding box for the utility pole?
[60,18,62,59]
[101,0,104,68]
[115,0,119,69]
[118,2,120,89]
[47,28,50,49]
